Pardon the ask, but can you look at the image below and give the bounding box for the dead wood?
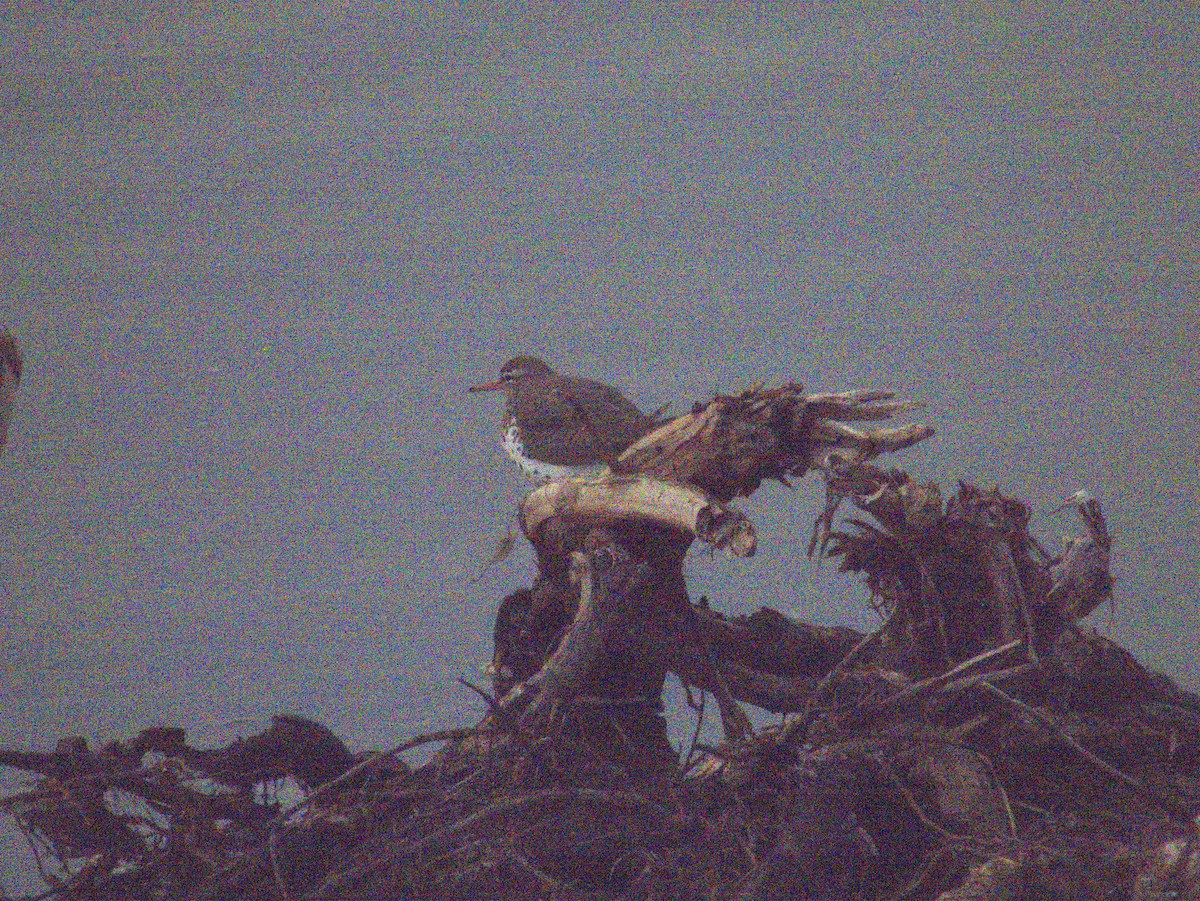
[667,606,866,714]
[500,383,933,759]
[521,474,758,557]
[616,384,933,502]
[8,376,1197,901]
[1048,496,1113,619]
[506,533,653,727]
[516,384,933,563]
[6,486,1197,900]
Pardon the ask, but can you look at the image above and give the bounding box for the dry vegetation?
[3,383,1197,901]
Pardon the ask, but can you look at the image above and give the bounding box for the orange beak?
[468,378,506,393]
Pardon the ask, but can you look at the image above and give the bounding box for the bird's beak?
[468,378,505,393]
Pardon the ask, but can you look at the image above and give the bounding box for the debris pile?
[3,383,1197,900]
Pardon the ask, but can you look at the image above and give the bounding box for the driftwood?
[519,384,934,561]
[1048,496,1113,619]
[496,383,934,762]
[0,329,20,457]
[521,475,758,558]
[6,376,1199,901]
[616,385,932,500]
[0,717,408,900]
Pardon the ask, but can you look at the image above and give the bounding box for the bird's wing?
[515,376,654,463]
[569,379,654,443]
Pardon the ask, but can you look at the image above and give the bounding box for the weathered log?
[501,384,934,751]
[517,385,932,569]
[520,474,757,558]
[616,384,933,504]
[689,606,866,682]
[492,586,868,715]
[512,534,651,726]
[685,661,817,713]
[666,606,867,712]
[486,382,935,772]
[494,527,756,751]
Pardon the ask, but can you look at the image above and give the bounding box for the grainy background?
[1,3,1197,889]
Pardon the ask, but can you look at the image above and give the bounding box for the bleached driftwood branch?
[497,382,933,757]
[519,383,933,555]
[520,474,757,558]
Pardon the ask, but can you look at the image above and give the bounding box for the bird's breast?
[502,423,604,482]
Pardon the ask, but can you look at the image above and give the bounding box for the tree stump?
[480,383,935,775]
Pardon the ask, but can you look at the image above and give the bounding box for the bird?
[0,331,21,456]
[469,355,658,482]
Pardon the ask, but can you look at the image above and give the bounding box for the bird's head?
[468,355,553,394]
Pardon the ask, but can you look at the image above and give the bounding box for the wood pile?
[4,382,1196,901]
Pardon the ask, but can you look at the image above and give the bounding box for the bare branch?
[521,475,757,557]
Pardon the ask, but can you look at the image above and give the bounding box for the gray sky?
[1,2,1197,771]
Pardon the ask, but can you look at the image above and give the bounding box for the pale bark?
[520,474,756,558]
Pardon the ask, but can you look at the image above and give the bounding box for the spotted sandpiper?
[469,355,657,482]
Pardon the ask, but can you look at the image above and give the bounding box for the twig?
[870,639,1025,713]
[890,846,951,901]
[268,828,292,901]
[983,538,1039,664]
[937,662,1037,697]
[1166,835,1197,893]
[806,466,850,559]
[457,677,521,736]
[778,612,892,745]
[509,846,572,892]
[401,787,671,858]
[735,848,785,901]
[915,556,951,664]
[24,831,65,896]
[871,754,976,846]
[426,835,491,869]
[710,661,754,743]
[678,596,753,742]
[682,681,708,771]
[807,494,839,559]
[980,752,1018,838]
[300,858,374,901]
[572,695,658,707]
[978,683,1197,823]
